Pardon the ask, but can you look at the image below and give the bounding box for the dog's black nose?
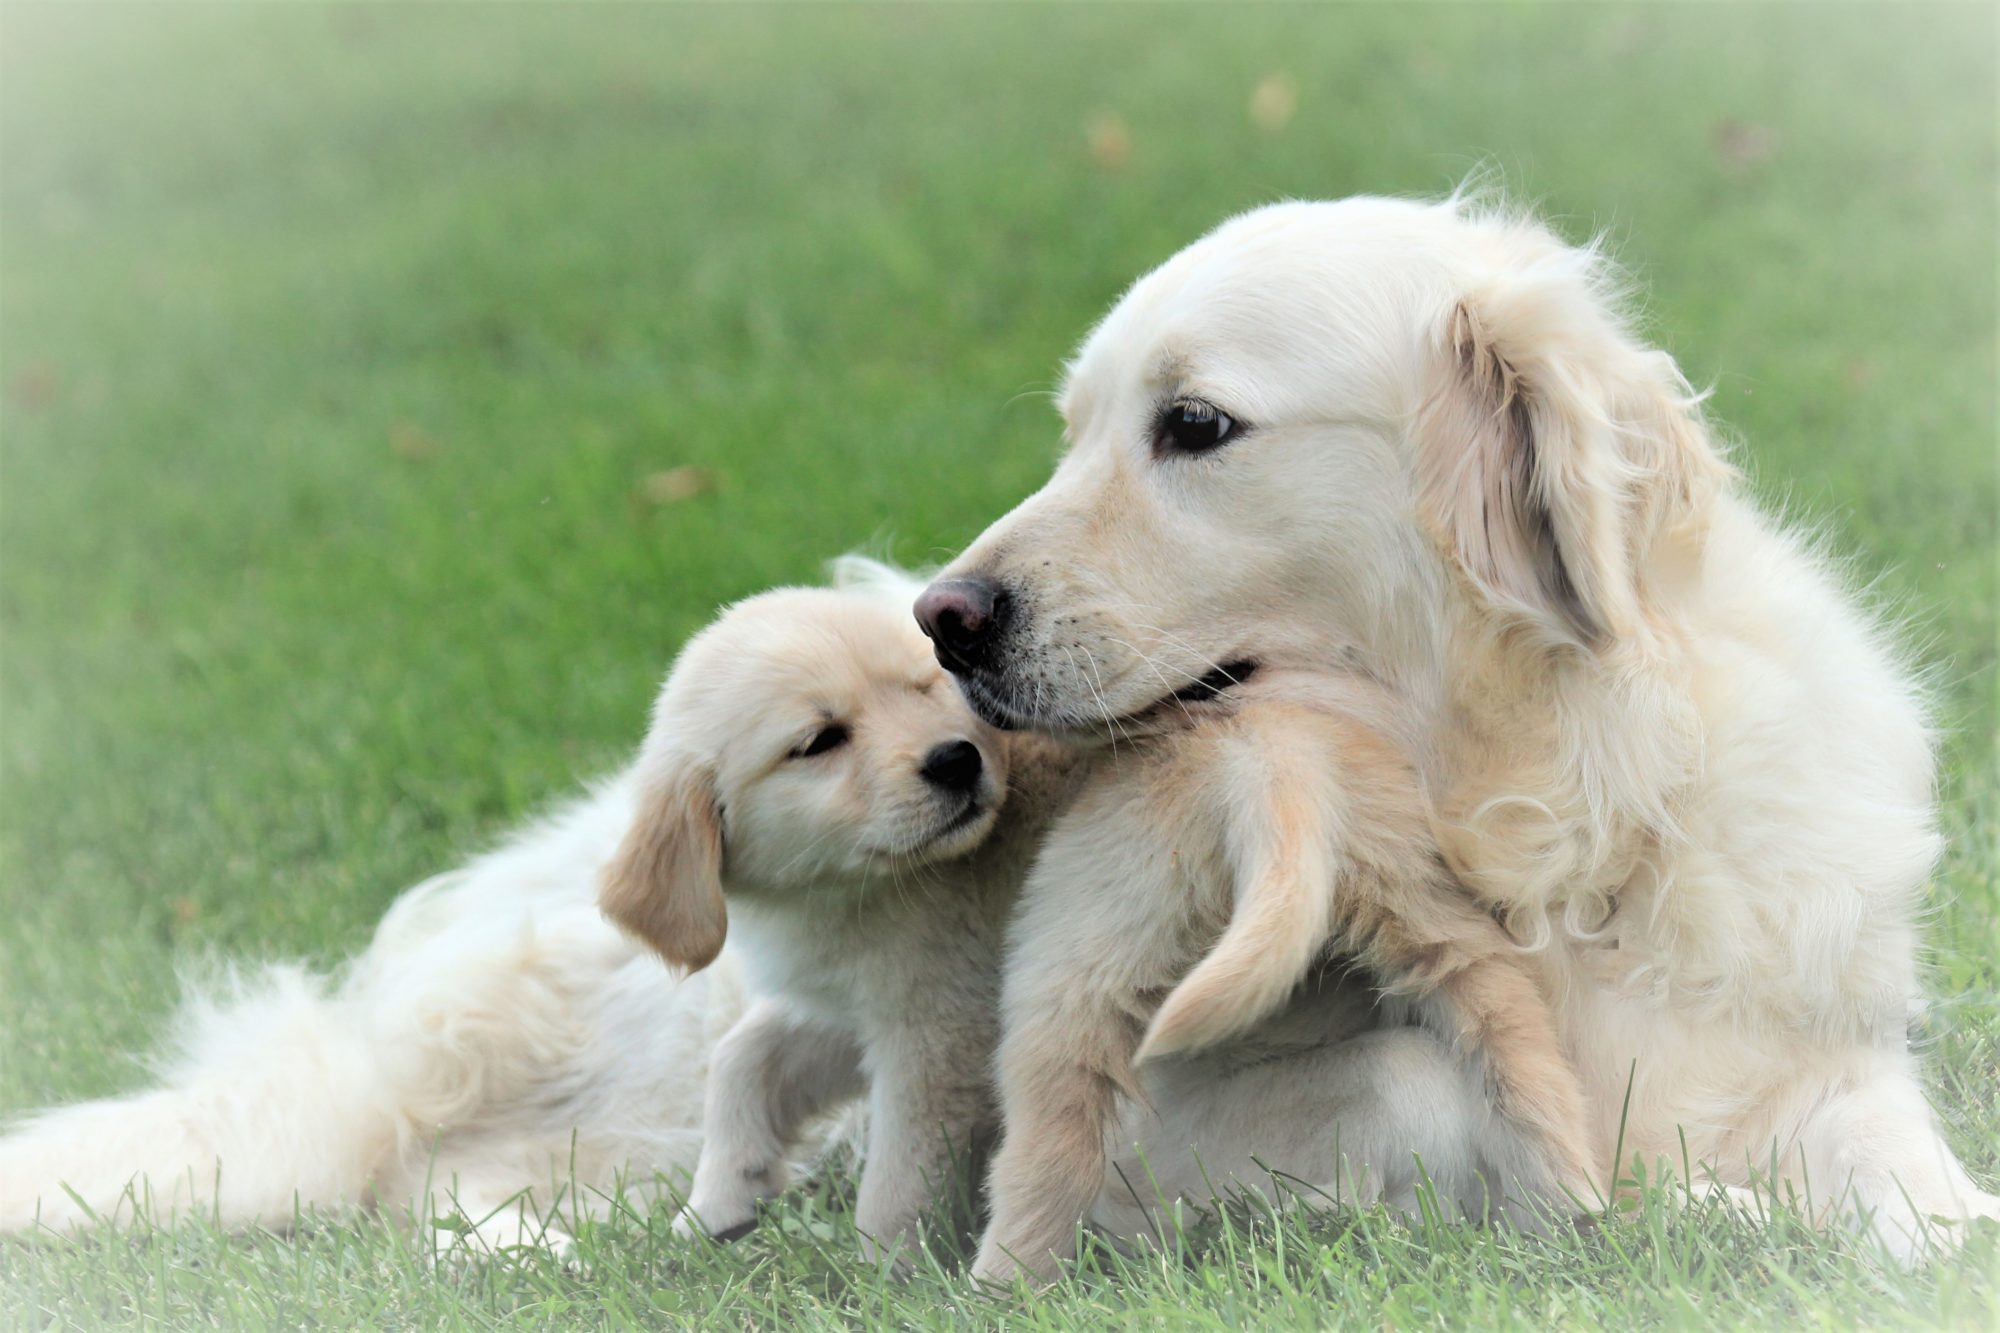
[920,739,983,793]
[913,576,1010,673]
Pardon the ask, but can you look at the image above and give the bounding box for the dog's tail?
[0,962,403,1235]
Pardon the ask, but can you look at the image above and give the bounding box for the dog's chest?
[729,901,874,1028]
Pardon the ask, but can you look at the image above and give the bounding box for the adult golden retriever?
[918,193,1998,1261]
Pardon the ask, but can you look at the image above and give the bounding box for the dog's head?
[916,196,1728,738]
[600,569,1010,973]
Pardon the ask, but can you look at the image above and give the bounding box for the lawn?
[2,2,1995,1327]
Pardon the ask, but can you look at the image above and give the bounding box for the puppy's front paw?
[856,1228,919,1276]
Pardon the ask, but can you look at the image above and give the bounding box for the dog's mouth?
[1117,659,1260,729]
[953,660,1259,737]
[887,795,997,861]
[1160,661,1259,707]
[933,799,987,839]
[952,674,1033,732]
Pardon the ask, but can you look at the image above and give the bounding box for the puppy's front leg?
[850,1028,990,1268]
[677,998,864,1240]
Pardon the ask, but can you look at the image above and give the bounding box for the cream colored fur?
[0,788,748,1254]
[599,567,1081,1262]
[972,668,1601,1283]
[0,567,1032,1257]
[930,193,1997,1265]
[0,559,1533,1270]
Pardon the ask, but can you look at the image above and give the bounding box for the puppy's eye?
[1154,399,1240,457]
[790,724,849,759]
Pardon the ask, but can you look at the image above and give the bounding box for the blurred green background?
[1,3,1994,1324]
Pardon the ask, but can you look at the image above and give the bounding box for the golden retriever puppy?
[0,563,1054,1259]
[964,666,1600,1283]
[600,562,1076,1262]
[918,193,1998,1262]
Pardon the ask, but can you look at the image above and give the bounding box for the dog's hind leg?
[1423,959,1605,1208]
[1780,1051,1999,1263]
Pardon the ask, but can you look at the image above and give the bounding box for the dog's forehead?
[688,590,926,714]
[1061,199,1445,428]
[746,598,935,703]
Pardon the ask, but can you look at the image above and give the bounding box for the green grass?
[2,2,1995,1327]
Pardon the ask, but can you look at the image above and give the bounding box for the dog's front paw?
[673,1200,759,1244]
[969,1240,1029,1288]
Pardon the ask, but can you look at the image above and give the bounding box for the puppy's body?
[686,760,1072,1256]
[974,670,1598,1282]
[600,569,1080,1258]
[0,781,747,1250]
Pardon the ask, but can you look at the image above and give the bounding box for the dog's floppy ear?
[1421,298,1607,647]
[1416,229,1729,651]
[600,759,727,974]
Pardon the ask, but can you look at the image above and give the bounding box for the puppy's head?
[915,195,1729,737]
[600,577,1010,973]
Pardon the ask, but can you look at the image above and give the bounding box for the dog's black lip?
[914,798,988,853]
[939,799,984,833]
[948,659,1259,736]
[1165,660,1259,705]
[949,672,1028,731]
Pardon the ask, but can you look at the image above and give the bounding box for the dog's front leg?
[850,1028,989,1269]
[972,871,1188,1284]
[676,998,865,1241]
[972,999,1141,1286]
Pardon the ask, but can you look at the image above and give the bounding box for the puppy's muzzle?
[913,576,1010,674]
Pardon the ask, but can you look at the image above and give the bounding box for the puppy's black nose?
[913,576,1010,673]
[920,739,983,793]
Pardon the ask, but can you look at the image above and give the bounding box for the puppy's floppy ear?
[600,759,727,974]
[1416,224,1730,651]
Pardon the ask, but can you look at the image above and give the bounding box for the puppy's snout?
[913,577,1010,673]
[919,739,983,794]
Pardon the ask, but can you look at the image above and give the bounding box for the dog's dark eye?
[790,724,849,759]
[1154,399,1240,456]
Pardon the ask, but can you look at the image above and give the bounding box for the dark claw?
[709,1216,758,1244]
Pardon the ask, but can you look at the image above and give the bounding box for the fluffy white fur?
[0,788,747,1252]
[598,567,1079,1262]
[2,572,1037,1253]
[8,194,1987,1276]
[0,559,1558,1269]
[927,193,1998,1263]
[968,666,1601,1283]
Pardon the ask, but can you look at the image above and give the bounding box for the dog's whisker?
[1078,645,1141,752]
[1063,645,1121,760]
[1105,636,1205,728]
[1124,623,1251,686]
[769,822,847,883]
